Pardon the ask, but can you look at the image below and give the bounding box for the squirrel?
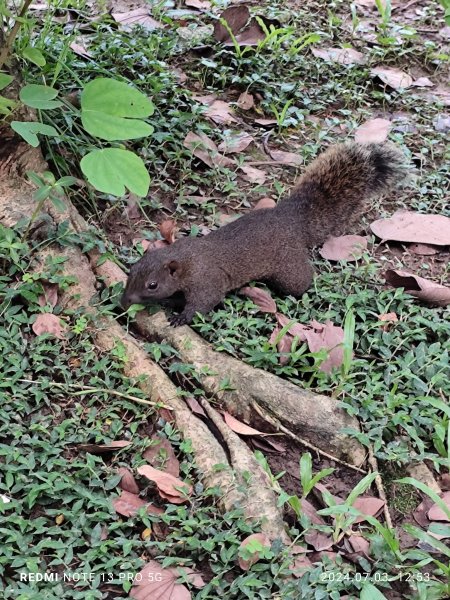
[122,142,406,326]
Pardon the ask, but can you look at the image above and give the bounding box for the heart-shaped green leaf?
[80,78,154,141]
[81,111,153,141]
[0,95,16,115]
[10,121,58,147]
[20,84,62,109]
[0,73,14,91]
[80,148,150,197]
[22,46,46,67]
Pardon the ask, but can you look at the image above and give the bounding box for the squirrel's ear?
[165,260,182,277]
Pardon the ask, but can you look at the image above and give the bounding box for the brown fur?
[122,142,406,326]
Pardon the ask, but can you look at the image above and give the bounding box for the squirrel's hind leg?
[267,256,314,298]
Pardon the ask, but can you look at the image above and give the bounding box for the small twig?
[0,0,34,70]
[18,380,173,409]
[392,0,422,12]
[251,400,367,474]
[261,129,274,158]
[368,446,393,529]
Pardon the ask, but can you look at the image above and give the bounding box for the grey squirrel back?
[122,142,407,326]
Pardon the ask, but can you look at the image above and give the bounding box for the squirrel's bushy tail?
[285,142,407,247]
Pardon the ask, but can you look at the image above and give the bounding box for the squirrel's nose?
[121,291,139,310]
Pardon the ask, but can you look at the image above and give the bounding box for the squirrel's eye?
[147,281,158,290]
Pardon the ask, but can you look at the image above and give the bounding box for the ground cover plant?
[0,0,449,598]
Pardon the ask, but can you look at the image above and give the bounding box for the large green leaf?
[81,111,153,141]
[20,84,62,109]
[0,96,16,116]
[80,78,154,141]
[0,73,14,91]
[80,148,150,197]
[22,46,46,67]
[10,121,58,147]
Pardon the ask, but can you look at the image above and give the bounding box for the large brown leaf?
[371,66,413,89]
[319,235,367,261]
[240,286,277,313]
[218,131,253,154]
[112,8,162,31]
[354,118,391,143]
[137,465,192,502]
[32,313,66,339]
[112,490,163,517]
[370,210,450,246]
[312,47,365,65]
[213,6,250,42]
[238,533,271,570]
[183,132,233,168]
[143,436,180,478]
[385,270,450,307]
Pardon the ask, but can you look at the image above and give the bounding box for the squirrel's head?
[121,249,184,310]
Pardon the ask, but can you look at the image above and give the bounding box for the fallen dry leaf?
[290,554,313,577]
[319,235,368,261]
[143,435,180,478]
[159,220,177,244]
[386,270,450,307]
[352,497,385,523]
[238,533,271,570]
[69,41,92,58]
[269,326,294,365]
[254,118,278,127]
[185,396,207,417]
[409,243,439,256]
[32,313,65,339]
[412,77,434,88]
[38,282,58,308]
[347,534,370,555]
[306,321,346,373]
[185,0,211,10]
[371,66,413,90]
[237,91,254,110]
[413,497,434,528]
[78,440,131,453]
[355,118,391,143]
[112,8,162,31]
[131,560,204,600]
[304,530,334,551]
[223,411,267,436]
[214,6,266,47]
[118,467,140,495]
[378,312,398,331]
[137,465,192,502]
[370,210,450,246]
[193,93,217,106]
[112,490,163,517]
[218,131,253,154]
[254,197,276,210]
[267,148,303,166]
[205,100,237,125]
[427,492,450,522]
[239,164,267,184]
[213,5,250,42]
[184,132,234,168]
[232,20,266,46]
[240,286,277,313]
[312,47,365,65]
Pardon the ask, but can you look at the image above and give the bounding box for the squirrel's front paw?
[169,313,189,327]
